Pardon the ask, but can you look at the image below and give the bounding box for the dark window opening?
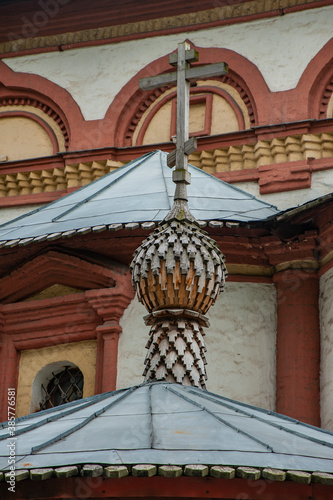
[40,366,83,411]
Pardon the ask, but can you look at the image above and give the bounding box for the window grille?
[40,366,83,411]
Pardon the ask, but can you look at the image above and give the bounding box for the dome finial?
[131,44,229,388]
[139,41,228,221]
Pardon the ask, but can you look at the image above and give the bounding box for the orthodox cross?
[139,42,228,203]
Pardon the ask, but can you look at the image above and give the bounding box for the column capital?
[86,273,134,323]
[96,322,122,337]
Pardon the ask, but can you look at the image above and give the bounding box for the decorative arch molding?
[0,250,123,304]
[0,61,85,150]
[0,110,60,154]
[108,44,267,147]
[319,77,333,119]
[132,83,247,147]
[297,38,333,120]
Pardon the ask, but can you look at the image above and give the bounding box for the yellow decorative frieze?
[189,132,333,172]
[0,160,125,197]
[0,133,332,198]
[322,134,333,158]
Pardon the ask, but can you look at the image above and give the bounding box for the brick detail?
[258,161,311,194]
[0,0,328,58]
[190,133,333,173]
[274,270,320,426]
[0,159,125,197]
[0,132,332,200]
[319,77,333,119]
[0,97,69,148]
[0,327,18,422]
[86,274,135,393]
[0,250,123,303]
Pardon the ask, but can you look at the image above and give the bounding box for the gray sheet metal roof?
[0,151,279,245]
[1,381,333,472]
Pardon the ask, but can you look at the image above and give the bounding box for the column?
[95,322,122,394]
[274,269,320,426]
[0,328,19,421]
[86,274,135,395]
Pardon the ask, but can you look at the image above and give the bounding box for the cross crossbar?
[139,62,228,91]
[139,42,228,207]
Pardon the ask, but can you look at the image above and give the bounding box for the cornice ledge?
[0,0,326,58]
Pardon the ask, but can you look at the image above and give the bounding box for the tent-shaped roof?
[1,381,333,473]
[0,151,279,246]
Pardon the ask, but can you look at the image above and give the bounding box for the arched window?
[40,366,84,410]
[30,361,84,413]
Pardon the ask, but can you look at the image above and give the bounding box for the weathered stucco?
[118,296,149,389]
[206,282,277,410]
[4,6,332,119]
[319,267,333,431]
[118,282,277,410]
[0,205,43,224]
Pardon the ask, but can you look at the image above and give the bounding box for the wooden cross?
[139,42,228,201]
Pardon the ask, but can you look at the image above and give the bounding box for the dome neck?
[163,198,197,223]
[130,214,227,389]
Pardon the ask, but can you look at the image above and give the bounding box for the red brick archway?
[107,44,266,147]
[0,61,85,150]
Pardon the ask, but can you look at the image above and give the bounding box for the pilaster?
[274,269,320,426]
[263,230,321,425]
[86,274,135,394]
[0,309,19,422]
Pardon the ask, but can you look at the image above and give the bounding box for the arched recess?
[0,110,61,161]
[0,61,85,151]
[30,361,83,413]
[297,38,333,120]
[107,44,269,147]
[133,83,247,147]
[16,340,97,417]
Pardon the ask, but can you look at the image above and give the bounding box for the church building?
[0,0,333,498]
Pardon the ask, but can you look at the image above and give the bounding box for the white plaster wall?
[118,296,149,389]
[319,267,333,431]
[206,282,277,410]
[118,282,277,411]
[4,6,333,120]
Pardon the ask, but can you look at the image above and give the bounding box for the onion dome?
[130,218,227,315]
[129,144,228,388]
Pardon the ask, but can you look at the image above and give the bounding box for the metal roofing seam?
[165,386,273,452]
[149,384,155,449]
[0,150,280,248]
[186,389,333,450]
[31,386,137,454]
[52,152,157,222]
[188,386,333,438]
[0,391,116,441]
